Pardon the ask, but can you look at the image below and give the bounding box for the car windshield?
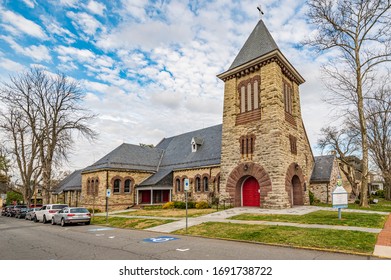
[52,205,68,209]
[70,208,89,213]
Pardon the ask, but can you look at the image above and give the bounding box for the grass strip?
[92,216,175,230]
[230,210,387,228]
[315,199,391,212]
[119,208,217,218]
[174,222,377,254]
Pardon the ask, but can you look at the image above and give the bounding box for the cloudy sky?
[0,0,335,171]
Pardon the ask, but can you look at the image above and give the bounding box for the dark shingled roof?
[53,169,82,194]
[139,124,222,186]
[83,143,164,173]
[228,20,279,70]
[310,155,336,183]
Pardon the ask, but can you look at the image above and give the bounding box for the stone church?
[54,19,317,210]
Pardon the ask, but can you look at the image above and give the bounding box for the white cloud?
[0,9,47,39]
[40,16,77,44]
[58,0,78,7]
[0,35,51,62]
[22,0,37,8]
[54,46,95,63]
[85,0,106,16]
[0,58,25,72]
[67,11,104,36]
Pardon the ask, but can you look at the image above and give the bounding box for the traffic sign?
[106,189,111,198]
[184,178,190,191]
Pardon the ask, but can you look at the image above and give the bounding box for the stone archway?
[226,162,272,207]
[285,163,306,207]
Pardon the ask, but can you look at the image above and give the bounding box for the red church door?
[242,177,260,207]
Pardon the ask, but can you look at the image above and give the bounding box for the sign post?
[332,178,348,220]
[184,178,190,234]
[106,188,111,223]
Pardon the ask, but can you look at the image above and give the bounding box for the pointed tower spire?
[228,20,279,70]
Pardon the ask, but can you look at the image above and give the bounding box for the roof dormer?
[191,137,203,153]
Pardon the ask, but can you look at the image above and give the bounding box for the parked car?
[34,204,68,223]
[25,207,40,221]
[14,205,28,219]
[1,205,12,216]
[4,205,14,217]
[9,205,27,217]
[51,207,91,227]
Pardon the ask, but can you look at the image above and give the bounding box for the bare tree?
[0,68,97,204]
[318,126,361,197]
[0,108,41,204]
[306,0,391,207]
[365,87,391,199]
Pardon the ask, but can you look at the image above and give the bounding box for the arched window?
[195,177,201,192]
[113,179,121,193]
[94,179,99,196]
[176,178,181,192]
[87,179,91,195]
[203,177,209,192]
[124,179,132,193]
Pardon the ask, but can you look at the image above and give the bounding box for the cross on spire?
[257,4,264,19]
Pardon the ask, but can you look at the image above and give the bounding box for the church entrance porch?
[137,188,172,205]
[242,176,260,207]
[291,175,304,205]
[285,163,306,207]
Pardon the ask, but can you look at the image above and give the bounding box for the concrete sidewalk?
[104,206,391,258]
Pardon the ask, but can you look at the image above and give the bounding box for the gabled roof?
[138,124,222,186]
[53,169,82,194]
[156,124,222,170]
[228,20,279,71]
[310,155,336,183]
[83,143,164,173]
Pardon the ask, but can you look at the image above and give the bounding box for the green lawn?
[119,208,218,218]
[174,222,377,254]
[230,210,387,228]
[314,198,391,212]
[92,216,175,229]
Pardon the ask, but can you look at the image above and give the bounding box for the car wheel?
[60,219,66,227]
[43,215,47,224]
[85,221,90,225]
[34,216,38,223]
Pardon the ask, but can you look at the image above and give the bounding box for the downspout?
[326,183,329,204]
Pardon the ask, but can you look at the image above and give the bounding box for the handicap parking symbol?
[143,236,179,243]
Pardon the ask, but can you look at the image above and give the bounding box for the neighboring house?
[52,170,83,207]
[61,19,317,211]
[310,155,340,203]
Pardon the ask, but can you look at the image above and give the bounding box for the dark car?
[14,205,29,219]
[9,205,27,217]
[3,205,15,217]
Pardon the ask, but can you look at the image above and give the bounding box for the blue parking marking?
[143,236,179,243]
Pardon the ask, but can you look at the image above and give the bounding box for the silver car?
[51,207,91,227]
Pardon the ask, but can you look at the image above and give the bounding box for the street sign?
[0,194,6,200]
[184,178,190,191]
[332,186,348,209]
[106,189,111,198]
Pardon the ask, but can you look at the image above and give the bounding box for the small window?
[195,177,201,192]
[176,178,181,192]
[289,135,297,155]
[113,179,121,193]
[240,134,255,158]
[203,177,209,192]
[124,179,132,193]
[216,176,220,193]
[94,179,99,196]
[87,180,91,195]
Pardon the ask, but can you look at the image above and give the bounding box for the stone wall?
[80,170,153,211]
[172,166,220,203]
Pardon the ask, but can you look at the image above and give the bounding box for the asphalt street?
[0,216,377,260]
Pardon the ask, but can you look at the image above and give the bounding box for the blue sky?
[0,0,333,171]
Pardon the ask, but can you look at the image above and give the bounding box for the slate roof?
[139,124,222,186]
[53,169,82,194]
[228,20,279,70]
[310,155,336,183]
[82,143,164,173]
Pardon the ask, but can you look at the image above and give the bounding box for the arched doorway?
[291,175,303,205]
[242,177,260,207]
